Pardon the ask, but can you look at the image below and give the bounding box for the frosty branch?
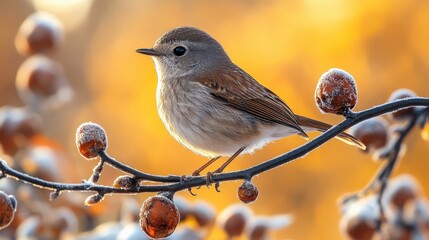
[0,97,428,198]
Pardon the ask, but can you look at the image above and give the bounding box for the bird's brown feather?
[196,65,308,138]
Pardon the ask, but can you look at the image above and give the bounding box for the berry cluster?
[340,175,429,239]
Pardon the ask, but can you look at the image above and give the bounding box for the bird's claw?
[215,182,221,192]
[181,175,198,196]
[187,187,197,196]
[205,172,221,192]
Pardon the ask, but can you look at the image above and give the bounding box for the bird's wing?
[196,65,308,138]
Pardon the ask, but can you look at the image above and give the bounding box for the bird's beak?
[136,48,162,56]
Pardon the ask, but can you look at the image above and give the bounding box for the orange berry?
[0,191,17,230]
[224,213,246,237]
[139,194,179,239]
[349,117,389,152]
[217,204,253,237]
[0,107,42,156]
[383,174,419,210]
[340,196,379,240]
[16,55,65,99]
[345,216,377,240]
[238,180,258,204]
[249,224,268,240]
[390,186,416,209]
[315,68,357,115]
[15,12,64,56]
[75,122,107,159]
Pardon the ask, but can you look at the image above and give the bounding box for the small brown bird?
[137,27,364,176]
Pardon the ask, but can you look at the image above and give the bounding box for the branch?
[1,97,429,196]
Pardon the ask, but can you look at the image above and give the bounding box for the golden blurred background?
[1,0,429,239]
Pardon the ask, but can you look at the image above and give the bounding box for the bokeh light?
[0,1,428,239]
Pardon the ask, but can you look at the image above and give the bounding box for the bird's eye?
[173,46,187,56]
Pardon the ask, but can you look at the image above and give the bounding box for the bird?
[136,26,365,177]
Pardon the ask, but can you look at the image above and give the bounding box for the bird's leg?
[212,147,246,174]
[207,147,246,191]
[192,156,221,176]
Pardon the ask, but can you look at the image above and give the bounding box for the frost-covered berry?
[383,174,420,210]
[16,55,65,98]
[349,117,389,152]
[217,204,253,238]
[315,68,357,115]
[192,200,216,228]
[340,196,379,240]
[139,193,179,239]
[15,12,64,56]
[0,107,42,156]
[20,145,62,182]
[75,122,107,159]
[238,180,258,204]
[387,89,417,121]
[0,191,17,230]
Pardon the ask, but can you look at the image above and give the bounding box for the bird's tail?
[295,115,366,150]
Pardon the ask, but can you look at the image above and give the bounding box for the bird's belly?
[157,82,263,158]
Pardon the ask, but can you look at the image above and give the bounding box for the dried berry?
[238,180,258,204]
[315,68,357,115]
[0,191,17,230]
[75,122,107,159]
[349,117,389,152]
[15,12,64,56]
[387,89,417,121]
[139,194,179,239]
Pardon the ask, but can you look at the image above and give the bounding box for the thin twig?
[98,151,182,183]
